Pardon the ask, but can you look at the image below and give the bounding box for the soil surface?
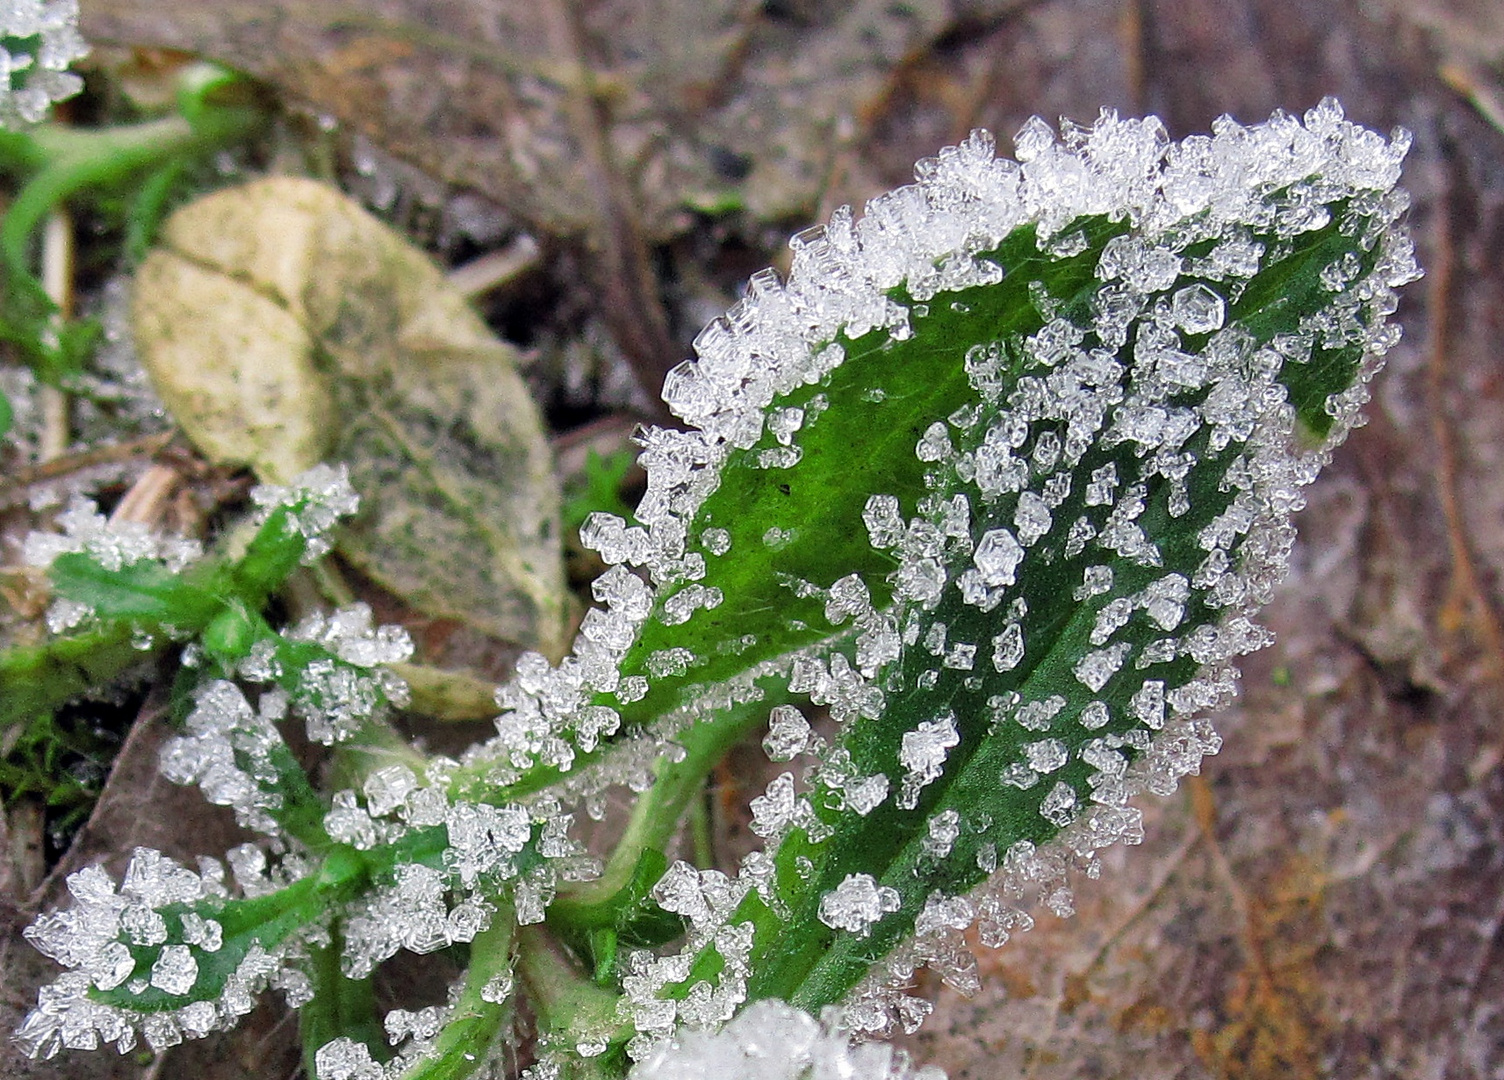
[3,1,1502,1077]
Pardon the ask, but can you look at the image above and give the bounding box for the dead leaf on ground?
[133,176,569,658]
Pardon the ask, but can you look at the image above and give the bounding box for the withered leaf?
[133,177,568,657]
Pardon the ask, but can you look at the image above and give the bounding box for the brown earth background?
[3,1,1503,1077]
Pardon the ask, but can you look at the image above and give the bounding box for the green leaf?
[564,448,637,531]
[617,108,1418,1032]
[92,846,370,1012]
[49,552,221,624]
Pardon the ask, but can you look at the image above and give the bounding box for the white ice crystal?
[1,0,87,126]
[818,874,901,937]
[896,712,960,810]
[315,1036,385,1080]
[763,704,813,761]
[629,1000,946,1080]
[249,463,361,562]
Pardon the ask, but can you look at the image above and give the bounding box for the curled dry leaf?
[132,177,568,658]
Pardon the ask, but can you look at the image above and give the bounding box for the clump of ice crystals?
[23,496,204,573]
[280,603,413,743]
[15,847,303,1059]
[158,680,292,834]
[0,0,87,126]
[818,874,902,936]
[249,462,361,562]
[629,1000,946,1080]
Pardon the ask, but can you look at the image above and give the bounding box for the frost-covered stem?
[556,694,772,912]
[301,933,388,1079]
[397,910,518,1080]
[516,926,627,1074]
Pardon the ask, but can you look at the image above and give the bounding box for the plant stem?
[516,925,625,1062]
[301,929,389,1077]
[553,689,775,912]
[396,908,519,1080]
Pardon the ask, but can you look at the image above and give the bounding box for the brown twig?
[1425,164,1504,680]
[108,463,182,529]
[538,0,678,419]
[1119,0,1148,115]
[0,430,176,506]
[446,233,542,301]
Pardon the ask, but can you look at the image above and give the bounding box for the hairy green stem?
[553,689,776,913]
[398,909,518,1080]
[301,930,389,1076]
[516,925,626,1070]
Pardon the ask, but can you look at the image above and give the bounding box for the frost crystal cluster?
[628,1000,945,1080]
[13,101,1415,1080]
[0,0,87,126]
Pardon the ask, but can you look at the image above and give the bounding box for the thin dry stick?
[38,209,72,462]
[1425,165,1504,679]
[539,0,678,417]
[108,463,180,528]
[0,430,175,504]
[446,233,541,301]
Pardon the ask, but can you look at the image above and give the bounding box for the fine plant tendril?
[6,89,1418,1080]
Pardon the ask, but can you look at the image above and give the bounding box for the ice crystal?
[971,528,1023,587]
[818,874,901,937]
[922,810,961,859]
[629,1000,946,1080]
[897,712,959,809]
[480,972,515,1004]
[315,1037,385,1080]
[0,0,86,126]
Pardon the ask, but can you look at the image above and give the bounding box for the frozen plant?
[0,0,87,126]
[6,100,1418,1079]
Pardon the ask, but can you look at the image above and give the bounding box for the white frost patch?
[897,712,960,810]
[818,874,902,937]
[972,528,1024,586]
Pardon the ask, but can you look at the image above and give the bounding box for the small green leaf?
[49,552,220,624]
